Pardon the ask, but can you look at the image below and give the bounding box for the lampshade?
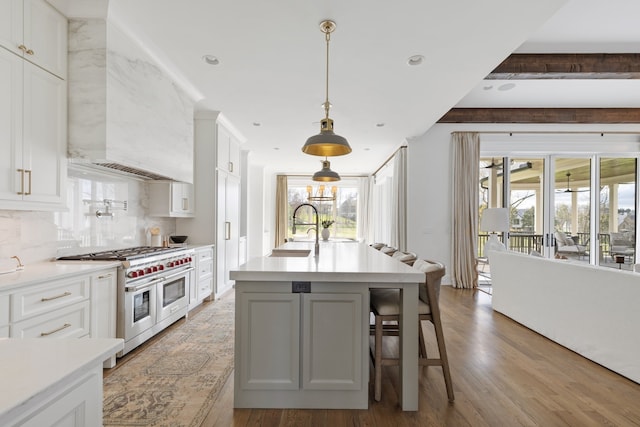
[302,20,352,157]
[312,159,340,182]
[480,208,509,233]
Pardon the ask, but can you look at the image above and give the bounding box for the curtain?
[274,175,288,248]
[452,132,480,289]
[357,176,374,243]
[390,147,407,250]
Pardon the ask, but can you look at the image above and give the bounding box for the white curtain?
[452,132,480,289]
[390,147,407,250]
[274,175,288,248]
[357,176,374,243]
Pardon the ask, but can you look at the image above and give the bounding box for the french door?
[480,154,637,269]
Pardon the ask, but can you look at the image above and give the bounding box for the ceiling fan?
[557,172,589,193]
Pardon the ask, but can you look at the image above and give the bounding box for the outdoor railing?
[478,232,614,259]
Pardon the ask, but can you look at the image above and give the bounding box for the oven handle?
[125,277,165,292]
[162,267,194,281]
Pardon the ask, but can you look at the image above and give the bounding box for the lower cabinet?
[17,366,103,427]
[234,282,368,409]
[0,293,9,338]
[189,245,214,310]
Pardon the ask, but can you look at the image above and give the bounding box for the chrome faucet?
[292,203,320,256]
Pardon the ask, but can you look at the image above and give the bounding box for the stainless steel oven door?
[157,267,193,322]
[124,278,160,341]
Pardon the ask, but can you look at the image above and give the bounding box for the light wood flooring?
[114,287,640,426]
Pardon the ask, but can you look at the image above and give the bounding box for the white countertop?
[0,338,124,423]
[231,242,423,283]
[0,261,122,292]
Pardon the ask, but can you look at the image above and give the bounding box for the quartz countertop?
[0,260,122,292]
[0,338,123,424]
[230,241,423,283]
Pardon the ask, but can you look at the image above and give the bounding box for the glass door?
[551,158,591,263]
[598,157,637,270]
[507,157,545,256]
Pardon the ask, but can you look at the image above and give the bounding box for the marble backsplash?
[0,167,175,264]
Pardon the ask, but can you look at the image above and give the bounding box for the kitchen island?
[230,241,424,411]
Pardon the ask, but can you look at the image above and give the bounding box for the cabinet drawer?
[198,259,214,280]
[11,275,90,322]
[12,300,90,339]
[199,277,213,299]
[0,293,9,326]
[197,247,214,261]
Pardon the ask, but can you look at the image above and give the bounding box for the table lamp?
[481,208,509,257]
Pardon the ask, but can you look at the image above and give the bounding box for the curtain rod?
[372,145,407,177]
[452,131,640,136]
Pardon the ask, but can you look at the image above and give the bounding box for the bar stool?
[380,246,397,256]
[369,259,454,402]
[391,250,417,266]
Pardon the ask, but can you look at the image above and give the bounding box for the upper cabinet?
[0,6,66,210]
[217,121,241,178]
[0,0,67,79]
[148,181,194,218]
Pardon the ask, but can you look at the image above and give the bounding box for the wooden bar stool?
[369,259,454,402]
[380,246,397,256]
[391,250,417,266]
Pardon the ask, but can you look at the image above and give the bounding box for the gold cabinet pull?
[26,48,34,55]
[225,221,231,240]
[25,169,32,195]
[18,44,27,52]
[40,323,71,336]
[97,274,112,279]
[41,291,72,302]
[16,169,24,195]
[182,197,189,211]
[229,162,233,173]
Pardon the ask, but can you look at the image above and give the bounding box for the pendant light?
[312,158,341,182]
[302,20,352,157]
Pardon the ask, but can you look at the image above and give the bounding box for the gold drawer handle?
[18,44,27,52]
[40,323,71,336]
[97,274,112,279]
[41,291,72,302]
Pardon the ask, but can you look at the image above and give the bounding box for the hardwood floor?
[199,287,640,426]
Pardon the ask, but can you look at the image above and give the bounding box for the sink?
[269,249,312,257]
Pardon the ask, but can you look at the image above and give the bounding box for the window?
[287,177,360,240]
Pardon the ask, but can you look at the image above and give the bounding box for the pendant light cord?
[323,25,331,120]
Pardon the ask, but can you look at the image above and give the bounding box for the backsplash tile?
[0,167,176,264]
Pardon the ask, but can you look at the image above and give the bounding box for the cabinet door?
[225,174,240,288]
[217,124,231,172]
[22,59,66,204]
[302,293,363,390]
[228,134,240,176]
[238,292,300,390]
[90,269,117,339]
[171,182,194,215]
[0,47,23,202]
[0,0,23,57]
[23,0,68,79]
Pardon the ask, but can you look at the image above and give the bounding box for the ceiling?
[54,0,640,176]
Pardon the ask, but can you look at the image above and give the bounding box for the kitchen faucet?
[292,203,320,256]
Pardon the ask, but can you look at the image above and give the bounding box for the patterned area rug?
[103,295,235,426]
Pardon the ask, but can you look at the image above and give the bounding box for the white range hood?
[67,15,195,183]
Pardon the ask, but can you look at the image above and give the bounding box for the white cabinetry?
[10,274,91,339]
[0,0,67,79]
[217,123,241,177]
[0,0,66,211]
[90,268,118,368]
[0,294,9,337]
[193,245,214,307]
[176,111,245,299]
[148,181,194,217]
[234,282,367,408]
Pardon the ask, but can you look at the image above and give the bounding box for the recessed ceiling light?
[483,85,493,91]
[364,148,371,151]
[498,83,516,91]
[376,123,385,127]
[253,122,261,127]
[407,55,424,66]
[202,55,219,65]
[274,147,280,150]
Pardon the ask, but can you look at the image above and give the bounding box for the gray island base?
[230,242,424,411]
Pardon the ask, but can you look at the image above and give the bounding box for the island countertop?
[230,241,423,283]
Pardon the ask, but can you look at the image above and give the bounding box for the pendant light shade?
[302,20,352,157]
[312,159,341,182]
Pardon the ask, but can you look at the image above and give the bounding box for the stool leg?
[374,314,383,401]
[418,319,428,359]
[433,316,454,402]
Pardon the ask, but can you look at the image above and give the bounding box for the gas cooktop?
[57,246,185,261]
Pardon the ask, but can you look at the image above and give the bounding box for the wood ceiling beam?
[438,108,640,124]
[487,54,640,79]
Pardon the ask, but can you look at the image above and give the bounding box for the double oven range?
[59,246,194,356]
